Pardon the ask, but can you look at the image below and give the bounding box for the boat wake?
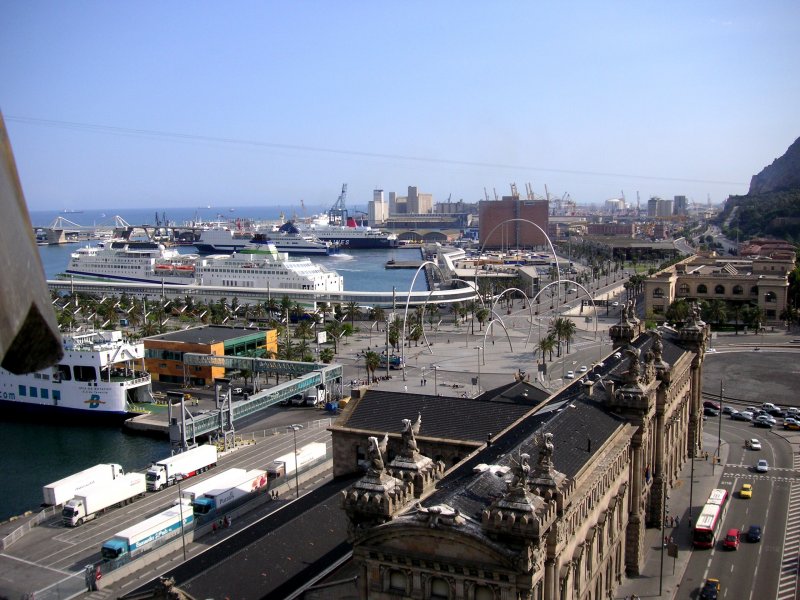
[331,253,354,260]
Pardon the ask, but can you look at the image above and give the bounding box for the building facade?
[643,253,793,326]
[144,325,277,385]
[479,197,550,249]
[339,318,708,599]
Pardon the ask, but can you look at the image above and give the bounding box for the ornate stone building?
[338,312,708,599]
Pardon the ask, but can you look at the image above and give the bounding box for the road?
[676,345,800,600]
[0,421,332,599]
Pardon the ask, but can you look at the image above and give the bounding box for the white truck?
[266,442,326,480]
[43,463,124,506]
[101,501,194,562]
[179,468,247,503]
[146,445,218,492]
[191,469,268,517]
[62,473,146,527]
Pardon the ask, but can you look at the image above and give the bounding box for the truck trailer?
[266,442,326,479]
[179,468,247,503]
[62,473,146,527]
[43,463,124,506]
[146,445,218,492]
[101,501,194,562]
[192,469,268,517]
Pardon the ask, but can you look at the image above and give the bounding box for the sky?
[2,1,799,212]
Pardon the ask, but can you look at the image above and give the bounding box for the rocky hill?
[749,136,800,194]
[719,136,800,243]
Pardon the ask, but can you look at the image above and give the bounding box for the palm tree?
[475,307,490,331]
[325,319,344,354]
[365,350,381,382]
[343,301,361,328]
[665,298,690,325]
[560,318,577,354]
[370,306,386,330]
[450,302,462,326]
[704,300,727,330]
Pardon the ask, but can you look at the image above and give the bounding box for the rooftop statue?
[400,412,422,458]
[366,433,389,477]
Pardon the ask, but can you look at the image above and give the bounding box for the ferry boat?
[63,239,343,292]
[193,224,254,254]
[0,330,151,420]
[298,215,398,250]
[194,222,331,255]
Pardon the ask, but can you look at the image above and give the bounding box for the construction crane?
[510,183,519,199]
[328,183,348,226]
[525,183,534,200]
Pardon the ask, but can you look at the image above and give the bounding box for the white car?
[756,459,769,473]
[746,439,762,450]
[756,415,777,426]
[565,371,575,379]
[578,365,588,373]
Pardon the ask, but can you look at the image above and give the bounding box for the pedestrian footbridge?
[170,354,343,446]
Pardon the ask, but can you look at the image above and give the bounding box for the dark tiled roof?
[424,396,626,519]
[341,383,545,443]
[145,325,266,345]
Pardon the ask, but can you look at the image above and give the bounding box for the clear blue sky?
[2,1,798,211]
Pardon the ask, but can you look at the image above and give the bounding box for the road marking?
[776,481,800,600]
[0,551,74,575]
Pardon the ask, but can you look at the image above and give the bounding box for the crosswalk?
[777,483,800,600]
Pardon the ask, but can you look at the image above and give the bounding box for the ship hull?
[316,235,398,249]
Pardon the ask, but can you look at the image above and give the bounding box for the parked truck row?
[50,445,218,527]
[101,500,194,562]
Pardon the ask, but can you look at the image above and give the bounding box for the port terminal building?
[143,325,277,386]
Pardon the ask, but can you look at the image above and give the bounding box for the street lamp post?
[176,476,188,561]
[433,365,438,391]
[474,346,482,393]
[287,424,303,498]
[715,380,724,473]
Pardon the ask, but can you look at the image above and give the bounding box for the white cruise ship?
[0,330,151,419]
[64,239,343,292]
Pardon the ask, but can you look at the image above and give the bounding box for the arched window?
[714,285,725,294]
[430,577,450,599]
[678,283,690,294]
[389,571,408,593]
[475,586,494,600]
[765,291,777,303]
[750,286,758,296]
[653,287,664,298]
[733,285,743,295]
[697,284,707,294]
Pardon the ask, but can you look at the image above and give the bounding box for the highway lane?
[677,418,797,599]
[0,422,331,599]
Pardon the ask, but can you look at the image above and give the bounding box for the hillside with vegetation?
[719,136,800,244]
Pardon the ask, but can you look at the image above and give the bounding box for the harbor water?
[2,207,424,521]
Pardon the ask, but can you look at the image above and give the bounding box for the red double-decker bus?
[692,488,728,548]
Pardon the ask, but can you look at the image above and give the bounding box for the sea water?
[2,207,423,520]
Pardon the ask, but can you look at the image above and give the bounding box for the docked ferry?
[0,331,151,420]
[64,239,343,292]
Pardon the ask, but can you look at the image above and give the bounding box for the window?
[733,285,743,295]
[18,385,27,396]
[41,389,49,399]
[714,285,725,294]
[430,577,450,599]
[74,366,97,382]
[697,284,707,294]
[678,283,690,294]
[57,364,71,381]
[388,571,407,593]
[750,286,758,296]
[30,387,38,398]
[653,287,664,298]
[765,292,777,303]
[53,390,61,401]
[475,586,494,600]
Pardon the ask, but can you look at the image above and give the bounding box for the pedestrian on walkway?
[404,385,408,392]
[675,515,680,528]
